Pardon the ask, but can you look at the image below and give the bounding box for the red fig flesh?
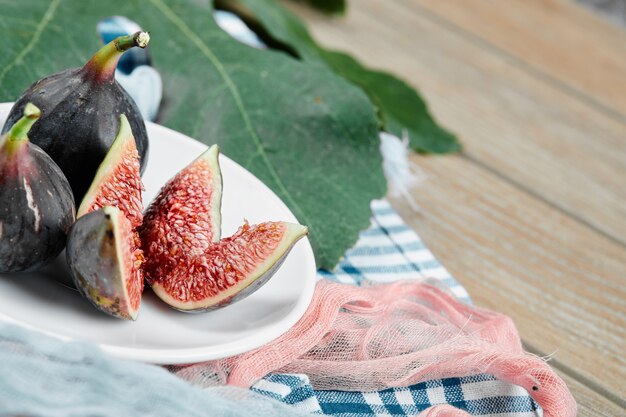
[66,206,142,320]
[78,114,143,228]
[67,115,144,320]
[140,145,307,312]
[146,220,307,311]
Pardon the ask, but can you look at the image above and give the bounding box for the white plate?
[0,103,316,364]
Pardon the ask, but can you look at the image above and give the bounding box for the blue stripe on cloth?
[442,378,467,410]
[407,383,431,407]
[378,390,407,415]
[347,241,426,256]
[337,266,361,275]
[251,374,323,414]
[334,262,445,274]
[360,225,410,236]
[315,391,374,415]
[320,402,374,415]
[370,206,396,216]
[465,396,539,414]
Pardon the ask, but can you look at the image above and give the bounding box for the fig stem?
[82,31,150,83]
[7,103,41,143]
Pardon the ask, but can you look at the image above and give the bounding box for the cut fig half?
[150,221,308,312]
[140,145,308,312]
[68,114,144,320]
[78,114,143,228]
[66,206,143,320]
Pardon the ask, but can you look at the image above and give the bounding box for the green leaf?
[225,0,460,153]
[320,50,461,153]
[288,0,346,15]
[0,0,386,269]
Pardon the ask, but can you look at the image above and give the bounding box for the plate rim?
[0,102,317,364]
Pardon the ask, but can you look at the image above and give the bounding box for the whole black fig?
[0,104,75,273]
[1,31,150,202]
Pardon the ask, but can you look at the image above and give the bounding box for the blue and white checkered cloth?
[250,200,541,417]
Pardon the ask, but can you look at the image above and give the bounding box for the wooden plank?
[288,0,626,253]
[559,371,625,416]
[388,154,626,399]
[410,0,626,119]
[288,0,626,409]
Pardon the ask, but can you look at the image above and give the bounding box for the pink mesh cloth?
[175,280,576,417]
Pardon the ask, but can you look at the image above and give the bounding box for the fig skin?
[66,206,138,320]
[1,32,150,202]
[0,104,76,273]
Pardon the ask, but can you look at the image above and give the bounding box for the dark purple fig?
[0,104,75,273]
[1,32,151,202]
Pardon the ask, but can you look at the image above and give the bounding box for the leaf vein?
[149,0,313,231]
[0,0,61,85]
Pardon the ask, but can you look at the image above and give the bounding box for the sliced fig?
[146,221,308,311]
[77,114,143,229]
[67,114,144,320]
[66,206,142,320]
[140,145,308,312]
[141,144,223,251]
[0,104,75,272]
[1,32,150,201]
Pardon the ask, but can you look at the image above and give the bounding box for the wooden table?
[291,1,626,415]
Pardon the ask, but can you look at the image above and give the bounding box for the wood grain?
[560,371,625,416]
[411,0,626,119]
[388,154,625,399]
[288,0,626,412]
[288,0,626,249]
